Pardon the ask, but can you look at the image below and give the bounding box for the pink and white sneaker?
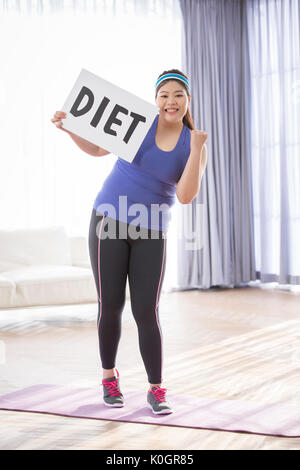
[147,385,173,414]
[102,368,124,407]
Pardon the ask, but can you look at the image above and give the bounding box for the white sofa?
[0,226,129,309]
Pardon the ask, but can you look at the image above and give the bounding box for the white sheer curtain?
[247,0,300,286]
[0,0,182,291]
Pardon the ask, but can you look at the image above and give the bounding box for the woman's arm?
[176,140,207,204]
[51,111,110,157]
[68,132,110,157]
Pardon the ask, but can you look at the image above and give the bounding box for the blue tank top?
[93,114,191,231]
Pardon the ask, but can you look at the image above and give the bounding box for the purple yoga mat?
[0,384,300,437]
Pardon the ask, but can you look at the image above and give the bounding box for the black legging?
[88,208,167,384]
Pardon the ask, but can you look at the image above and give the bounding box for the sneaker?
[102,368,124,407]
[147,385,173,414]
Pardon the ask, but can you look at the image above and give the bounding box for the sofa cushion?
[0,265,97,308]
[69,236,90,268]
[0,275,16,307]
[0,226,72,272]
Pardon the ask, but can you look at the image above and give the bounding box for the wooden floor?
[1,284,300,450]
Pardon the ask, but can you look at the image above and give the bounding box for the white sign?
[61,68,158,163]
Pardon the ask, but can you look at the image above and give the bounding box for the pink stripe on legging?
[97,216,106,329]
[155,237,166,381]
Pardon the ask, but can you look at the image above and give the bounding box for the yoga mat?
[0,384,300,437]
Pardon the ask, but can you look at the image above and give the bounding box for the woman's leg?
[127,228,167,385]
[88,208,130,374]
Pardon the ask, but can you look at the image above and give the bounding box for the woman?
[51,69,208,415]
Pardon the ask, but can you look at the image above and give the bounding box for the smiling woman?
[155,69,195,131]
[154,69,208,205]
[85,70,203,414]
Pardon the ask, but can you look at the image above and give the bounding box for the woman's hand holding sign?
[51,110,109,157]
[51,111,71,133]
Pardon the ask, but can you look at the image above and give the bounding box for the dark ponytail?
[155,68,195,131]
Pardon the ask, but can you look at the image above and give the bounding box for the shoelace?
[102,379,121,397]
[151,387,168,402]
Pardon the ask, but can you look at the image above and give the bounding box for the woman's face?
[155,80,191,122]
